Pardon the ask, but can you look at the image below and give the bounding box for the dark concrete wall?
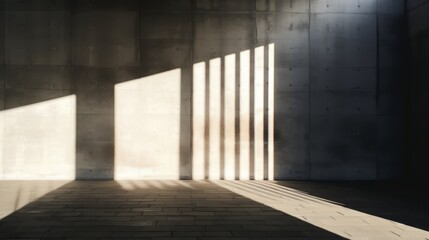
[0,0,406,180]
[407,0,429,180]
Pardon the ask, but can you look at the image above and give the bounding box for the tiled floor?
[0,180,428,240]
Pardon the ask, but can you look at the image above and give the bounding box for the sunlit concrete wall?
[0,0,76,179]
[0,0,406,180]
[407,0,429,179]
[115,69,182,179]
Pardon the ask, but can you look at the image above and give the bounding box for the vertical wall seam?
[404,0,412,178]
[2,3,5,178]
[249,0,256,180]
[70,2,73,94]
[220,55,225,180]
[375,0,380,179]
[70,1,74,178]
[190,0,195,180]
[219,10,225,180]
[308,0,312,180]
[263,44,269,180]
[204,60,209,179]
[137,0,141,66]
[235,49,240,180]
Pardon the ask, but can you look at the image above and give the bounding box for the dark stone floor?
[0,180,428,240]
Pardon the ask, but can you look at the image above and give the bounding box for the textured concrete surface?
[407,0,429,180]
[0,180,428,239]
[0,0,406,180]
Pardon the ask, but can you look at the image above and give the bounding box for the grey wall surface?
[407,0,429,180]
[0,0,406,180]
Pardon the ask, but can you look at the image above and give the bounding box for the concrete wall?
[0,0,406,180]
[407,0,429,180]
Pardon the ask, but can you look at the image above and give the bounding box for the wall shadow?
[0,0,408,181]
[0,0,283,180]
[111,1,278,180]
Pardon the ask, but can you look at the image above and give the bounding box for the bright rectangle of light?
[215,181,429,239]
[115,69,181,179]
[239,50,250,180]
[192,62,206,180]
[0,95,76,180]
[268,43,275,181]
[254,46,264,180]
[209,58,221,180]
[224,54,236,180]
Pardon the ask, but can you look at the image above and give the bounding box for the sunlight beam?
[268,43,275,181]
[192,62,206,180]
[239,50,250,180]
[214,181,429,240]
[209,58,221,180]
[224,54,236,180]
[254,46,265,180]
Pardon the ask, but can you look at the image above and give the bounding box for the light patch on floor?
[214,181,429,240]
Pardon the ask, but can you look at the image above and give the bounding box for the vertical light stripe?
[254,46,264,180]
[209,58,221,180]
[268,44,275,180]
[239,50,250,180]
[224,54,236,180]
[192,62,206,180]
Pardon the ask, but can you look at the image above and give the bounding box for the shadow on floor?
[0,180,345,240]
